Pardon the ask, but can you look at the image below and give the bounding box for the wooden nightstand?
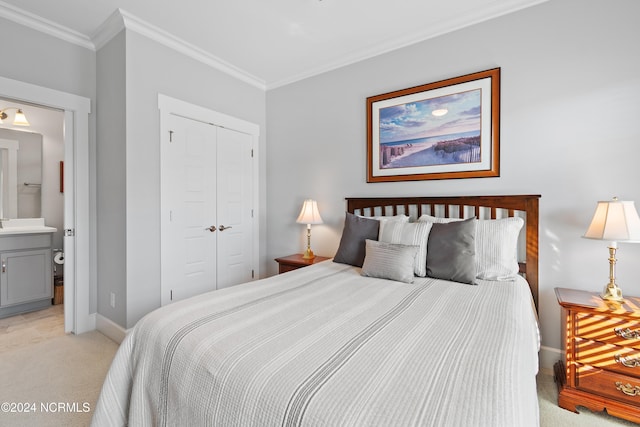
[554,287,640,423]
[274,254,331,274]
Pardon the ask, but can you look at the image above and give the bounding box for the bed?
[92,194,541,427]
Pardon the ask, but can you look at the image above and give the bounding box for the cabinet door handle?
[615,327,640,340]
[616,381,640,396]
[1,260,4,273]
[615,354,640,368]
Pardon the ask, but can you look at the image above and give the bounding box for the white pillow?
[359,214,410,242]
[476,217,524,280]
[378,221,432,277]
[417,215,524,280]
[361,240,418,284]
[359,214,410,223]
[417,214,458,224]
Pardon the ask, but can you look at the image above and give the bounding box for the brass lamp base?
[302,225,315,259]
[302,248,315,259]
[601,245,624,302]
[602,283,624,302]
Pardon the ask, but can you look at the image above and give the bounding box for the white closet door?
[216,127,254,289]
[162,114,218,303]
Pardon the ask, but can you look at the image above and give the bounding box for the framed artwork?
[367,68,500,182]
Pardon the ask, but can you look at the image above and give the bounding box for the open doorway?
[0,75,92,335]
[0,98,65,331]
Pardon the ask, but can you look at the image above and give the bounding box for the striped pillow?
[361,240,419,284]
[476,217,524,280]
[379,221,432,277]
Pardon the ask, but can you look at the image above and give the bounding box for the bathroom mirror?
[0,130,43,219]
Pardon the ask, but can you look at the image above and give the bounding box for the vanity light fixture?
[0,107,30,126]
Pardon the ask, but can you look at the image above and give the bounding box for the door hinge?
[64,229,75,237]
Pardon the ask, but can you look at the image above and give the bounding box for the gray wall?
[96,31,127,326]
[0,16,97,313]
[0,17,96,99]
[98,30,267,328]
[266,0,640,369]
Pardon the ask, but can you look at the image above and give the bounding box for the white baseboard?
[75,312,96,335]
[96,313,128,344]
[539,345,562,375]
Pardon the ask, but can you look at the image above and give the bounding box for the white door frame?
[0,75,92,334]
[158,94,260,306]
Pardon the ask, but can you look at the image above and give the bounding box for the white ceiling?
[1,0,547,89]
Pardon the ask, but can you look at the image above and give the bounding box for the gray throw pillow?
[333,212,380,267]
[426,217,477,285]
[361,240,418,284]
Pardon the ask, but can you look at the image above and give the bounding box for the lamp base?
[601,283,624,302]
[302,248,315,260]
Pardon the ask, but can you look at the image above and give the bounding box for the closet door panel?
[216,127,254,289]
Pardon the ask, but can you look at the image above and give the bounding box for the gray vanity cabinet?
[0,233,53,317]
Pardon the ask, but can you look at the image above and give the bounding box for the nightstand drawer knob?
[615,327,640,340]
[615,354,640,368]
[616,381,640,397]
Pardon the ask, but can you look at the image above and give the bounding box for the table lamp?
[583,197,640,301]
[296,199,323,259]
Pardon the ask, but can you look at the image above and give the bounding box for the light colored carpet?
[0,306,637,426]
[0,330,118,427]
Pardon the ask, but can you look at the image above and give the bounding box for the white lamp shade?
[296,199,323,225]
[583,199,640,242]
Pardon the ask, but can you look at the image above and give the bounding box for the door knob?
[206,225,217,232]
[219,225,232,231]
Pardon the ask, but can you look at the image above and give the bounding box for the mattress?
[92,260,540,427]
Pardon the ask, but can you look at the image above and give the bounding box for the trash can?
[53,278,64,305]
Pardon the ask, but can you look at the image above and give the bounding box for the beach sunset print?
[379,89,482,169]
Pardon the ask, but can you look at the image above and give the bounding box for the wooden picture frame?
[367,68,500,182]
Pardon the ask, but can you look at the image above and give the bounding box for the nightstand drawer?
[577,364,640,406]
[278,264,299,274]
[275,254,331,275]
[576,313,640,350]
[576,338,640,377]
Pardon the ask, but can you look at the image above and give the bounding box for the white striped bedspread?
[92,261,540,427]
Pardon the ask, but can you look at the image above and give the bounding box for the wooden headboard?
[346,195,541,309]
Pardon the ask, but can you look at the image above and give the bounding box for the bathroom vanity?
[0,219,56,318]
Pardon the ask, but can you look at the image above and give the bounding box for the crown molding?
[93,9,265,90]
[1,3,265,91]
[91,8,125,50]
[0,1,94,50]
[267,0,549,89]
